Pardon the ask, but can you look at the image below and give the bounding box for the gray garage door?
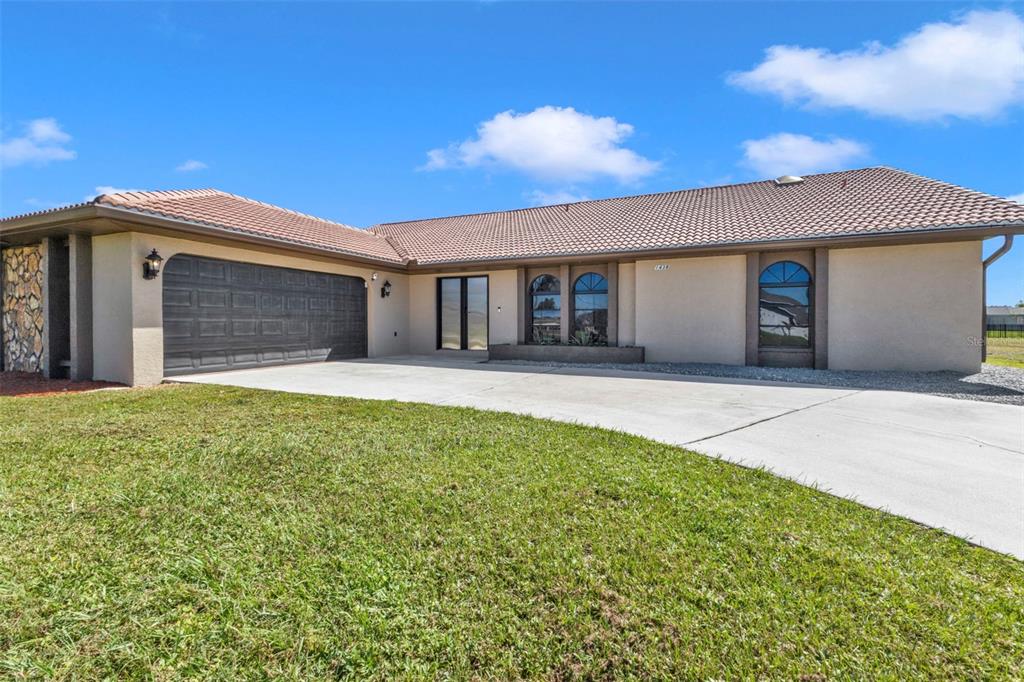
[162,254,367,376]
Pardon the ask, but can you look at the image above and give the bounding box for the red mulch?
[0,371,124,398]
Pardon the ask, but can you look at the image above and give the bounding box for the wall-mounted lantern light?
[143,249,164,280]
[381,280,392,298]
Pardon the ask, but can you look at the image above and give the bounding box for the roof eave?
[0,205,100,239]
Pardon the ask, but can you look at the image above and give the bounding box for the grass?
[986,333,1024,368]
[1,385,1022,679]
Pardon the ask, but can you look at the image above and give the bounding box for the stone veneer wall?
[2,245,45,372]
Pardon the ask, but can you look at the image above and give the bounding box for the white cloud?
[422,106,659,183]
[86,186,142,201]
[729,10,1024,121]
[740,133,869,177]
[0,117,77,168]
[1007,193,1024,204]
[176,159,208,172]
[526,189,591,207]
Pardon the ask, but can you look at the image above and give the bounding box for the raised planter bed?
[488,344,645,364]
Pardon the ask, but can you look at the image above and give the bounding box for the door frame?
[436,275,489,350]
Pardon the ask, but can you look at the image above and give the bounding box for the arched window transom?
[759,261,812,348]
[529,274,560,344]
[573,273,608,345]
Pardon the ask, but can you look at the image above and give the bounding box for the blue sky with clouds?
[2,2,1022,302]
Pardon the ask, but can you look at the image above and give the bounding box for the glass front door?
[437,276,488,350]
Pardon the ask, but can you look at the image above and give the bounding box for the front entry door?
[437,276,488,350]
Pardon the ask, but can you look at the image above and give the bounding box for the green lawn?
[1,385,1022,679]
[987,334,1024,369]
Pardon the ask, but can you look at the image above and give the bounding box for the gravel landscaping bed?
[489,360,1024,406]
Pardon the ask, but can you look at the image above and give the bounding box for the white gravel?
[488,360,1024,406]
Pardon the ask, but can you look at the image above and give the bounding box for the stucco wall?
[828,241,982,373]
[92,231,409,386]
[1,244,45,372]
[635,254,746,364]
[408,269,518,354]
[617,262,636,346]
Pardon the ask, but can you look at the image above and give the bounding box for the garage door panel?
[164,288,193,307]
[198,260,227,280]
[163,255,367,376]
[232,319,257,336]
[260,319,284,336]
[232,292,257,309]
[261,294,284,312]
[163,318,192,338]
[198,320,228,338]
[164,257,192,277]
[198,290,227,308]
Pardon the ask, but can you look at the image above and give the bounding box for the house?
[2,167,1022,386]
[986,306,1024,327]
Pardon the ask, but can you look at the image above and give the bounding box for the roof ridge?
[370,166,889,230]
[98,202,404,262]
[94,188,223,207]
[94,187,392,240]
[206,190,378,236]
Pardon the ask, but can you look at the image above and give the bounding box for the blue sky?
[2,2,1022,303]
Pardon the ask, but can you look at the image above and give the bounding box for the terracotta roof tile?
[372,167,1024,265]
[0,189,403,263]
[4,168,1022,267]
[92,189,405,263]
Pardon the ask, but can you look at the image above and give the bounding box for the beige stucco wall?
[407,269,518,354]
[828,241,982,373]
[91,231,408,386]
[617,262,636,346]
[634,254,746,364]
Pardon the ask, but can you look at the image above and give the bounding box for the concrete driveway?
[174,356,1024,559]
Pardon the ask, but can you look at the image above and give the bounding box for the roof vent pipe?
[774,175,804,186]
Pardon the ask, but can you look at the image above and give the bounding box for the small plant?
[569,328,607,346]
[531,327,560,345]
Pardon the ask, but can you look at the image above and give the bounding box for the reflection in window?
[759,261,812,348]
[573,273,608,345]
[529,274,560,343]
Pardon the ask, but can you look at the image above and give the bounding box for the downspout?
[982,235,1014,362]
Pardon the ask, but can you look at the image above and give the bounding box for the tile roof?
[1,189,404,264]
[371,167,1024,265]
[3,168,1022,267]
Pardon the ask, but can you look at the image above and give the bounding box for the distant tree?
[1017,299,1024,307]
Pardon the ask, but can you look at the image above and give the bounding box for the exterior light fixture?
[381,280,392,298]
[143,249,164,280]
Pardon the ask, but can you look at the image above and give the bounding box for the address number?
[654,264,670,271]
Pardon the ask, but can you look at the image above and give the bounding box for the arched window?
[529,274,560,343]
[573,273,608,345]
[759,261,812,348]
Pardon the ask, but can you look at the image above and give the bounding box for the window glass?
[439,278,461,350]
[529,275,561,343]
[466,277,488,351]
[758,261,812,349]
[573,273,608,345]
